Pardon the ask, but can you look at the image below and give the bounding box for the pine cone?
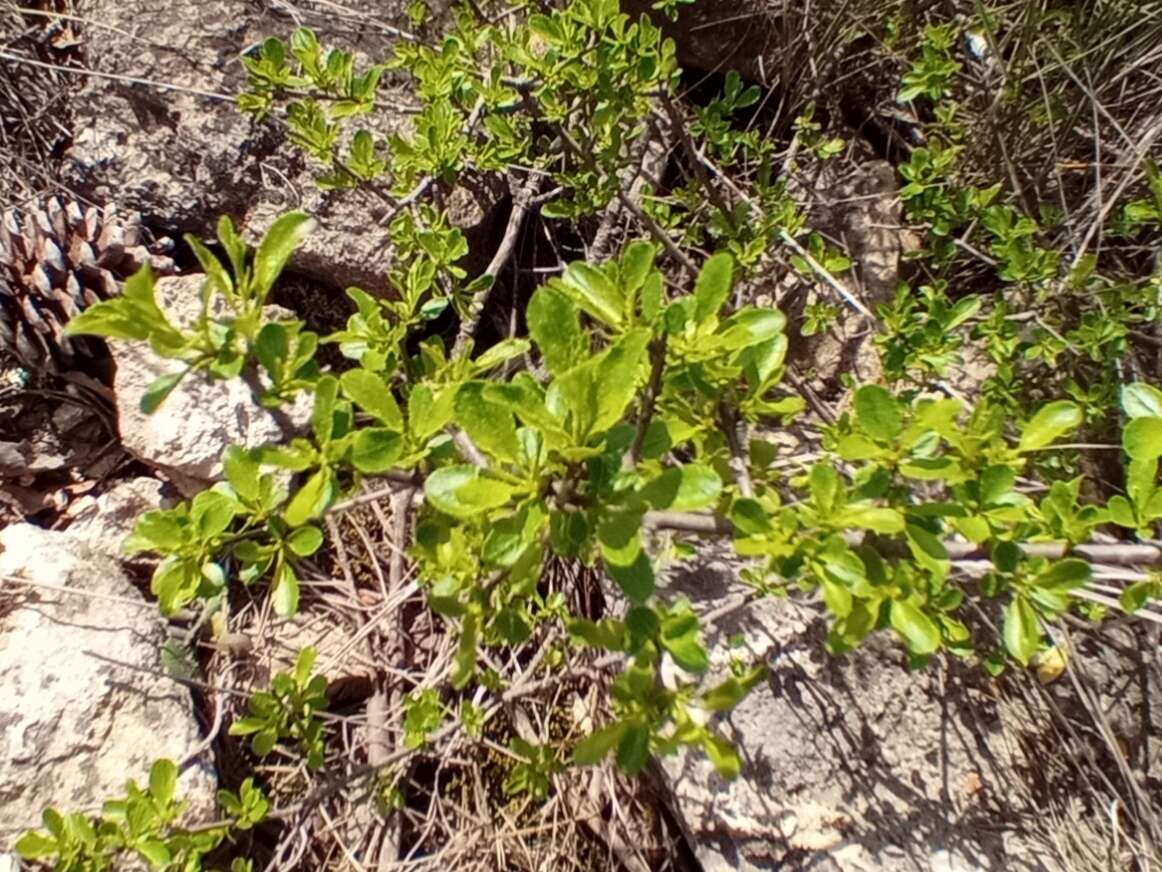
[0,197,176,379]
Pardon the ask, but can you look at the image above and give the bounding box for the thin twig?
[0,50,235,100]
[452,174,542,358]
[626,334,667,468]
[777,229,880,323]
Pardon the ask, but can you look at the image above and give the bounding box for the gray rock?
[65,0,498,294]
[110,274,311,493]
[64,476,167,553]
[0,524,215,843]
[658,554,1040,871]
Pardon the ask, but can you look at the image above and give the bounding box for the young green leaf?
[616,723,650,775]
[455,382,519,464]
[341,369,403,429]
[636,465,722,511]
[148,759,178,806]
[1124,417,1162,462]
[573,721,627,765]
[557,262,624,328]
[14,830,58,859]
[527,286,586,375]
[284,468,336,526]
[186,232,236,298]
[350,428,403,472]
[889,600,941,655]
[272,561,300,616]
[660,611,709,673]
[692,252,734,327]
[1003,595,1041,665]
[252,211,317,300]
[1018,401,1082,452]
[701,731,741,779]
[140,370,187,414]
[286,525,324,557]
[425,466,518,519]
[854,385,902,443]
[1121,383,1162,419]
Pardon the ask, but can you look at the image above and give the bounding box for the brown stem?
[452,174,542,358]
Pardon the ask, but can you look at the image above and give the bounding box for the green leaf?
[408,383,456,440]
[472,338,531,372]
[616,723,650,775]
[558,262,624,328]
[701,731,741,779]
[286,525,324,557]
[257,442,315,472]
[660,612,709,673]
[272,561,300,616]
[809,462,841,515]
[730,498,773,536]
[15,830,58,858]
[692,252,734,327]
[186,233,235,298]
[1121,579,1160,614]
[527,286,585,375]
[254,321,289,374]
[1107,495,1137,529]
[253,211,316,300]
[854,385,902,443]
[597,512,642,565]
[311,375,340,444]
[620,240,657,300]
[224,446,261,502]
[284,468,336,526]
[149,759,178,805]
[889,600,941,655]
[137,839,172,869]
[839,504,905,534]
[1124,417,1162,462]
[1003,596,1041,666]
[350,428,403,472]
[716,309,785,351]
[906,523,950,576]
[820,577,853,618]
[140,370,186,414]
[637,465,722,511]
[451,613,478,689]
[455,382,519,464]
[547,328,648,441]
[605,551,655,603]
[702,675,754,711]
[573,721,627,765]
[568,617,627,650]
[1018,401,1082,452]
[341,369,403,430]
[1122,383,1162,419]
[191,490,239,540]
[425,466,518,519]
[1036,558,1091,591]
[218,213,248,280]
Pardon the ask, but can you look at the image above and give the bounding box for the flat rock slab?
[0,523,215,842]
[660,556,1048,872]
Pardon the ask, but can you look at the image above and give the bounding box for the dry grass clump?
[191,491,691,871]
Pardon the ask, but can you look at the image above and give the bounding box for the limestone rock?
[65,0,499,295]
[658,557,1038,871]
[64,476,167,553]
[110,274,311,493]
[0,524,215,842]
